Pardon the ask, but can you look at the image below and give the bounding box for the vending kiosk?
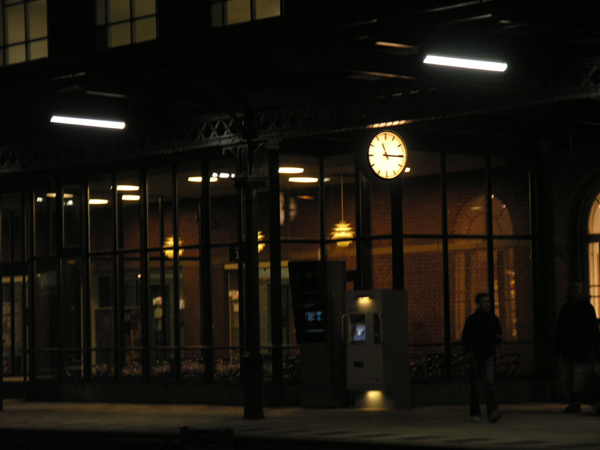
[289,261,346,408]
[344,290,409,409]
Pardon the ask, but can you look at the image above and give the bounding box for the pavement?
[0,399,599,449]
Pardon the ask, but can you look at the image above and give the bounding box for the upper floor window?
[96,0,157,48]
[0,0,47,66]
[211,0,280,27]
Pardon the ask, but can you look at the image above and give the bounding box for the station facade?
[1,1,599,407]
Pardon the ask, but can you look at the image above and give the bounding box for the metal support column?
[236,173,267,419]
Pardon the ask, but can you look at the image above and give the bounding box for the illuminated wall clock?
[367,130,407,180]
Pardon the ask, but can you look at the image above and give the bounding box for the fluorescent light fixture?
[187,176,218,183]
[51,115,126,129]
[121,194,140,201]
[289,177,318,183]
[46,192,74,199]
[89,199,109,205]
[423,55,507,72]
[279,167,304,174]
[375,41,418,51]
[367,120,409,129]
[116,185,139,191]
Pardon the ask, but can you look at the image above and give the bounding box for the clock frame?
[367,130,407,180]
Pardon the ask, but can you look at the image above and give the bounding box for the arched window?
[586,194,600,317]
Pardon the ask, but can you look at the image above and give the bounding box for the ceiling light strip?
[423,55,507,72]
[51,115,126,129]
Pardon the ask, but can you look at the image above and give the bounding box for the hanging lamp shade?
[331,219,355,247]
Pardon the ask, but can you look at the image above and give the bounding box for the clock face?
[368,131,407,179]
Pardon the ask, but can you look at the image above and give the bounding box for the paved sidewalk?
[0,399,599,449]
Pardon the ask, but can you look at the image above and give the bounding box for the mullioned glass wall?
[0,146,534,386]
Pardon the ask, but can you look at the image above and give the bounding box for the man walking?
[462,293,503,423]
[554,281,600,412]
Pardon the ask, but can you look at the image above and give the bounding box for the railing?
[32,346,302,382]
[409,342,527,380]
[34,342,527,383]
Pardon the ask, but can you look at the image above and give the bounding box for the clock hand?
[382,143,389,159]
[387,155,405,158]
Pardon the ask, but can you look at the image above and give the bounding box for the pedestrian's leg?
[483,357,501,422]
[469,359,481,419]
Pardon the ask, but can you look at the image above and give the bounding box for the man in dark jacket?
[462,293,503,423]
[554,281,600,412]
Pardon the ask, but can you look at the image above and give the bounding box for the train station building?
[1,1,599,412]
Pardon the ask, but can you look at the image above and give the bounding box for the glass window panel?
[404,238,445,379]
[589,242,600,317]
[2,274,28,377]
[180,254,200,349]
[116,172,140,250]
[5,0,22,5]
[446,154,487,236]
[63,258,83,350]
[148,252,176,349]
[6,4,25,44]
[448,238,488,342]
[366,238,390,289]
[364,174,392,237]
[121,255,142,377]
[108,0,130,22]
[27,0,47,40]
[280,155,320,241]
[493,239,533,342]
[133,16,156,43]
[177,162,202,247]
[28,38,47,60]
[108,22,130,47]
[133,0,155,17]
[491,158,531,236]
[34,183,57,256]
[404,238,445,345]
[7,43,26,64]
[403,150,442,235]
[256,0,280,19]
[281,242,321,263]
[256,177,270,255]
[89,174,114,252]
[1,193,24,261]
[226,0,251,25]
[210,160,238,244]
[148,251,179,377]
[225,261,241,348]
[211,2,223,27]
[90,256,115,378]
[589,194,600,234]
[147,167,173,250]
[324,155,356,248]
[96,0,106,25]
[63,184,81,249]
[34,259,60,379]
[212,246,232,348]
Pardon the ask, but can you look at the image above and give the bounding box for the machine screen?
[352,322,366,342]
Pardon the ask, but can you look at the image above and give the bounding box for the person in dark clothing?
[554,281,600,412]
[462,293,503,423]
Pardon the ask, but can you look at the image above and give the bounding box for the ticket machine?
[344,290,409,409]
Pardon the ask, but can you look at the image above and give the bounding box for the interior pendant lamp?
[258,231,266,253]
[163,236,183,259]
[330,173,355,247]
